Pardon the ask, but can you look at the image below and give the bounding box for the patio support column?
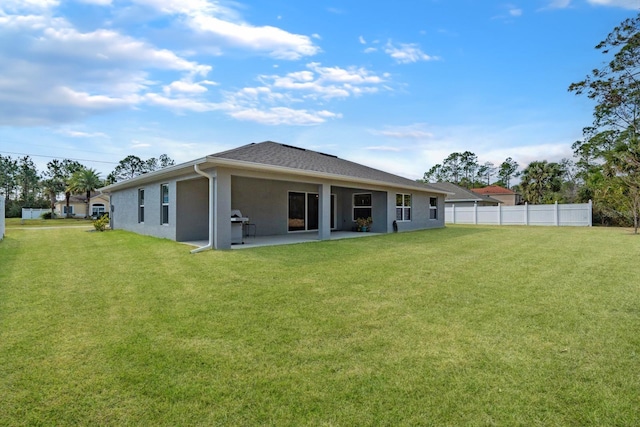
[387,192,396,232]
[214,168,232,250]
[318,183,331,240]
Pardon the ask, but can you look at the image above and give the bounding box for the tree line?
[422,153,520,189]
[421,152,578,206]
[422,13,640,232]
[0,154,174,218]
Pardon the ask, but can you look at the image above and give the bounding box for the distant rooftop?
[471,185,516,195]
[430,182,501,203]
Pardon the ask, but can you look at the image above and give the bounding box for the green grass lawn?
[1,225,639,426]
[5,217,94,228]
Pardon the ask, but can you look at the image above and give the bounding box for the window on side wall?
[92,204,105,217]
[395,193,411,221]
[138,189,145,223]
[429,197,438,220]
[353,193,372,221]
[161,184,169,225]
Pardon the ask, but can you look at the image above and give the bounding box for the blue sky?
[0,0,638,180]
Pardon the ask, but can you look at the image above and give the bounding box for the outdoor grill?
[230,209,249,244]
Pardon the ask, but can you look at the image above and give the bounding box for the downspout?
[191,163,215,253]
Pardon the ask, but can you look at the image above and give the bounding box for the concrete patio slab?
[182,230,381,250]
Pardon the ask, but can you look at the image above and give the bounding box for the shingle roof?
[55,192,105,204]
[101,141,447,194]
[210,141,444,193]
[429,182,501,203]
[471,185,516,195]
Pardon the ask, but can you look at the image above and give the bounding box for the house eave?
[203,156,450,195]
[100,155,449,196]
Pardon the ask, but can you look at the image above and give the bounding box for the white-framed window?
[353,193,372,221]
[92,203,106,217]
[429,197,438,220]
[288,191,336,232]
[63,205,74,215]
[395,193,412,222]
[138,189,144,223]
[161,184,169,225]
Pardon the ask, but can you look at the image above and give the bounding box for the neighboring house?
[55,193,110,218]
[429,182,501,207]
[99,141,449,250]
[471,185,521,206]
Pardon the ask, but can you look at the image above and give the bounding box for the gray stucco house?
[99,141,448,251]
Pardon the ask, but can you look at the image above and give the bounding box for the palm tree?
[520,160,564,204]
[67,168,102,218]
[42,178,65,216]
[60,160,83,218]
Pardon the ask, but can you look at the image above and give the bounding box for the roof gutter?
[190,164,215,253]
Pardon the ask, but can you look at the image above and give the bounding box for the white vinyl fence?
[21,208,50,220]
[1,198,5,241]
[446,201,592,227]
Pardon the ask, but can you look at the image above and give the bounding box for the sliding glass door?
[288,192,306,231]
[288,191,335,232]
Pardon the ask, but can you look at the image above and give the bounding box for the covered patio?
[183,230,382,250]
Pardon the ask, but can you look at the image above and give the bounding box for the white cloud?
[543,0,638,8]
[189,15,319,60]
[365,145,403,152]
[229,107,340,126]
[547,0,572,7]
[55,87,135,109]
[211,61,389,125]
[36,27,209,74]
[419,125,574,174]
[376,130,434,139]
[0,2,381,128]
[493,4,525,20]
[143,93,223,113]
[78,0,112,5]
[0,0,59,12]
[0,5,215,125]
[231,86,287,104]
[130,0,230,16]
[130,0,320,60]
[587,0,640,8]
[222,87,338,126]
[308,62,385,84]
[255,62,387,101]
[56,129,109,138]
[384,42,437,64]
[371,124,435,139]
[163,79,217,95]
[131,139,151,148]
[360,122,577,180]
